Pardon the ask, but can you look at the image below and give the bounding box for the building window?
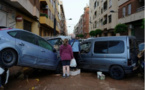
[108,15,112,23]
[122,7,126,17]
[23,20,32,32]
[94,1,97,9]
[101,19,103,26]
[109,0,112,7]
[128,4,131,15]
[104,1,107,11]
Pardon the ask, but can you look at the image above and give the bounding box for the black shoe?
[66,75,70,78]
[62,75,66,78]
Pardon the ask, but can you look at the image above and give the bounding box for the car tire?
[109,66,125,80]
[55,62,62,74]
[0,49,17,68]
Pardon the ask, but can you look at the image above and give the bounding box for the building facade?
[59,1,67,35]
[89,0,118,37]
[118,0,144,43]
[39,0,60,37]
[74,14,84,36]
[0,0,40,35]
[83,5,89,38]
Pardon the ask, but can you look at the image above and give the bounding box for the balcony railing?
[137,6,144,12]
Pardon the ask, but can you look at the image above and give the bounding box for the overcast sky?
[62,0,89,35]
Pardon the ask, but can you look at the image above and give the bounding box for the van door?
[79,42,92,69]
[92,41,126,71]
[91,41,108,70]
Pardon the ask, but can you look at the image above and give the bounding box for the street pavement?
[3,66,144,90]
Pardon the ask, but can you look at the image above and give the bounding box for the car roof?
[44,36,71,41]
[84,36,136,42]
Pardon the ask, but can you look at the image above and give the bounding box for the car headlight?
[0,67,4,75]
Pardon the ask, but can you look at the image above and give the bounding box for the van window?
[94,41,108,53]
[94,41,124,54]
[81,42,91,53]
[108,41,124,53]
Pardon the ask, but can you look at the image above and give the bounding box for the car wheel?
[109,66,125,80]
[0,49,17,68]
[55,62,62,74]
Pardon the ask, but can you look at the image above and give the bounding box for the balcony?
[4,0,40,18]
[118,10,144,24]
[137,6,145,12]
[39,16,50,27]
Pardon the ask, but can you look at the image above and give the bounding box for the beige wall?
[11,0,39,18]
[16,12,39,35]
[89,0,118,32]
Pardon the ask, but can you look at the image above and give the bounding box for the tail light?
[128,59,132,66]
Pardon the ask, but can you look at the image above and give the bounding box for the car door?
[15,31,40,67]
[79,42,92,69]
[37,37,57,69]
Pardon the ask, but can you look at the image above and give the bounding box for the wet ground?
[3,66,145,90]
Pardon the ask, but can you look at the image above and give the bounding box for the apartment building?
[39,0,60,36]
[89,0,118,37]
[59,1,67,35]
[0,0,40,35]
[74,14,84,35]
[118,0,144,43]
[74,23,79,35]
[83,5,90,38]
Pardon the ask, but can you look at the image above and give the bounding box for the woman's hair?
[63,39,68,46]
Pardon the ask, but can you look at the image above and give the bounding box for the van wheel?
[55,62,62,74]
[109,66,125,80]
[0,49,17,68]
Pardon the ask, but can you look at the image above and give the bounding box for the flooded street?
[3,66,144,90]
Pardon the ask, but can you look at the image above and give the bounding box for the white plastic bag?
[70,58,77,67]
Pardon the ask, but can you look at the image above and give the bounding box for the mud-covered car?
[44,36,71,51]
[0,28,61,72]
[78,36,138,80]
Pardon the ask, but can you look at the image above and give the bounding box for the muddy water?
[4,68,144,90]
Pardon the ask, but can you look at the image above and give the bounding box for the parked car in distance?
[78,36,139,80]
[78,39,86,44]
[44,36,71,51]
[0,67,9,86]
[0,28,61,72]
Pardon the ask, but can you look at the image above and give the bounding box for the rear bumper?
[123,63,138,74]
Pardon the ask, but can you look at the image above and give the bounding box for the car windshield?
[47,38,63,50]
[47,38,62,46]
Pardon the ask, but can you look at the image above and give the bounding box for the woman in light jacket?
[60,39,73,78]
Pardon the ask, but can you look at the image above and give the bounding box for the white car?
[0,67,9,86]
